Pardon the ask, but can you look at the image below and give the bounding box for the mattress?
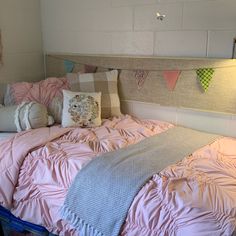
[0,115,235,236]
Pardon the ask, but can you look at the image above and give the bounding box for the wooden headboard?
[46,54,236,114]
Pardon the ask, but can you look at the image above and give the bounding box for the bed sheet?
[0,115,235,236]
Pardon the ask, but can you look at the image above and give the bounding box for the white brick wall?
[0,0,44,83]
[208,30,236,58]
[40,0,236,58]
[183,0,236,30]
[134,3,183,31]
[154,31,207,57]
[112,32,154,55]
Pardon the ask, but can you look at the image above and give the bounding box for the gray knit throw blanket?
[61,126,220,236]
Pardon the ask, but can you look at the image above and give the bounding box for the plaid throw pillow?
[69,70,121,118]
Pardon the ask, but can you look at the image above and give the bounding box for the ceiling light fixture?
[156,12,166,21]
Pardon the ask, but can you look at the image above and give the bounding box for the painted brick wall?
[40,0,236,58]
[0,0,44,83]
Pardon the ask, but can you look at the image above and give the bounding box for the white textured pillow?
[0,102,54,132]
[62,90,101,128]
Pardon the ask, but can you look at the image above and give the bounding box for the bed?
[0,54,236,236]
[0,114,236,236]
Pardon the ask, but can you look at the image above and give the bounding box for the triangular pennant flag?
[163,70,181,91]
[196,68,214,92]
[84,64,97,73]
[135,70,149,90]
[64,60,75,73]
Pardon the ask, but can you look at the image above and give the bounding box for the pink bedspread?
[0,115,235,236]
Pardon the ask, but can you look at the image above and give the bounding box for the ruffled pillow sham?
[4,77,70,107]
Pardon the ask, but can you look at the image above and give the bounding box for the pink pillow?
[5,77,70,107]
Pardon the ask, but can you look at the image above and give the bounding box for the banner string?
[48,54,236,71]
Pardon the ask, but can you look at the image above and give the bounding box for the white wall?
[0,0,44,83]
[40,0,236,58]
[122,100,236,138]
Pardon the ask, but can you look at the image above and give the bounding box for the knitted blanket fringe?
[61,205,103,236]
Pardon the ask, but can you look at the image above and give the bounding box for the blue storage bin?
[0,206,56,236]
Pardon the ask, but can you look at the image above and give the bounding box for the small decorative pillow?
[69,70,121,119]
[0,102,54,132]
[62,90,101,128]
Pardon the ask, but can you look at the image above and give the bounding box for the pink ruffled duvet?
[0,115,235,236]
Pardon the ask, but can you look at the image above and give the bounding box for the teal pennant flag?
[64,60,75,73]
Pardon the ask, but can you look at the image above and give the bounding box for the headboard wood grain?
[46,54,236,114]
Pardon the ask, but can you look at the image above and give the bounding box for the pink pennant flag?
[163,70,181,91]
[135,70,149,90]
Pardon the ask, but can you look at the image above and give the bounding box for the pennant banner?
[64,60,75,73]
[135,70,149,90]
[84,64,97,73]
[163,70,181,91]
[196,68,214,92]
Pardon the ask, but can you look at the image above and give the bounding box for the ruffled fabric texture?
[11,115,172,235]
[121,137,236,236]
[6,77,69,107]
[7,115,236,236]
